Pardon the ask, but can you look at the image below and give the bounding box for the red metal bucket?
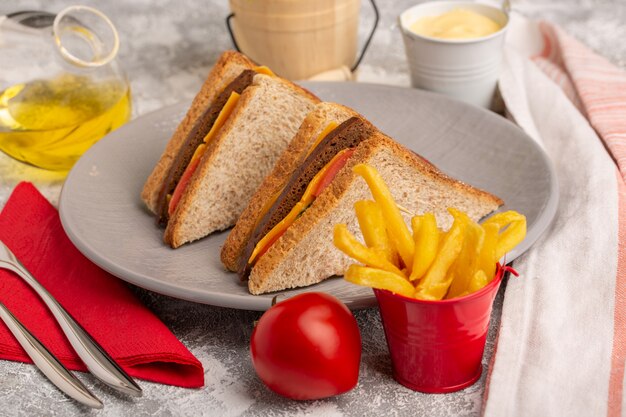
[374,266,505,393]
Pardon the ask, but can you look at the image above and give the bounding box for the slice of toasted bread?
[248,133,503,294]
[220,102,361,271]
[163,73,320,248]
[141,51,257,214]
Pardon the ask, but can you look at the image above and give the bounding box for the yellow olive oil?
[0,73,131,171]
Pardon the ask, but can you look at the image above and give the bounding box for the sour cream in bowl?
[399,2,509,109]
[409,8,502,40]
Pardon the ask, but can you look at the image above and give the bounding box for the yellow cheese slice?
[169,93,240,205]
[254,66,275,77]
[305,122,339,158]
[247,121,339,237]
[248,200,308,265]
[190,143,207,163]
[202,91,240,144]
[248,148,351,265]
[252,188,283,230]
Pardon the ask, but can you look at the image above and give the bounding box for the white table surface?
[1,1,624,416]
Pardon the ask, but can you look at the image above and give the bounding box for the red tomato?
[250,292,362,400]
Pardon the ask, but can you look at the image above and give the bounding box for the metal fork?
[0,301,103,408]
[0,240,142,398]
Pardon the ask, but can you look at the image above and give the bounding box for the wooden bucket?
[228,0,372,80]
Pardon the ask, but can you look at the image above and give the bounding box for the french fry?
[447,209,485,299]
[495,219,526,261]
[467,269,489,293]
[414,218,465,300]
[353,164,415,272]
[482,211,522,228]
[354,200,398,264]
[344,264,415,298]
[483,211,527,260]
[415,281,454,301]
[333,224,404,276]
[442,266,458,299]
[409,213,440,282]
[410,215,421,273]
[495,221,525,260]
[411,215,420,242]
[334,164,528,300]
[478,223,499,282]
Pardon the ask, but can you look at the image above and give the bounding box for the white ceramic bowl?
[399,1,509,108]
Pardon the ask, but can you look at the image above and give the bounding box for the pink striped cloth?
[483,17,626,417]
[532,22,626,181]
[533,23,626,416]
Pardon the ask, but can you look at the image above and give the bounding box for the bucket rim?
[374,263,509,306]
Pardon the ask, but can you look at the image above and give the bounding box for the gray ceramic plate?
[59,82,558,311]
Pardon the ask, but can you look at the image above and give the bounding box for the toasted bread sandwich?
[141,51,320,247]
[221,102,361,272]
[221,108,503,294]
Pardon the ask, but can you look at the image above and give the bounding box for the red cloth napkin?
[0,182,204,388]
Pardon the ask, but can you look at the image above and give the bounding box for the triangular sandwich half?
[141,51,320,247]
[142,50,257,214]
[221,102,360,271]
[222,112,503,294]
